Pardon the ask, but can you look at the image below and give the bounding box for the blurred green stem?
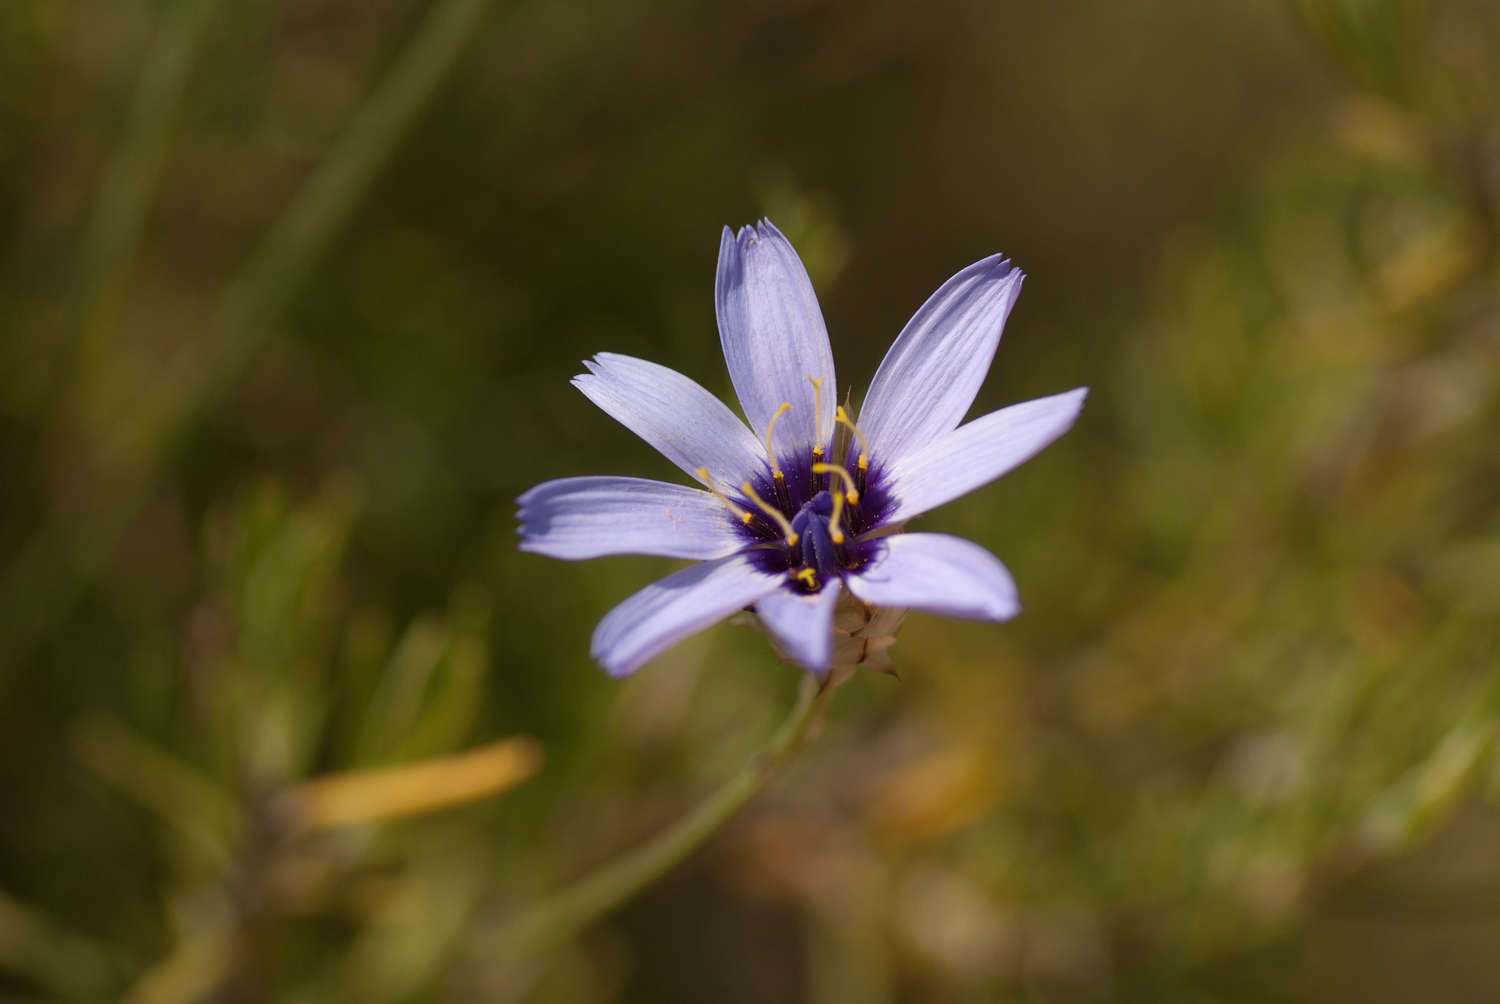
[72,715,241,869]
[0,890,127,1000]
[79,0,220,344]
[495,675,832,961]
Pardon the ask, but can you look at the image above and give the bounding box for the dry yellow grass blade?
[281,737,543,831]
[863,746,998,845]
[0,888,124,998]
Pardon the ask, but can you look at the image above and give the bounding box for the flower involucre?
[518,220,1087,679]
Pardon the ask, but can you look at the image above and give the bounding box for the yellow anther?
[835,406,870,472]
[808,376,826,450]
[741,481,798,546]
[695,467,753,525]
[795,567,819,589]
[762,402,792,473]
[812,462,859,505]
[827,494,847,544]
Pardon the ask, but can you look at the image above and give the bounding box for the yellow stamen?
[762,402,791,474]
[826,491,847,545]
[695,467,754,525]
[835,406,870,472]
[795,567,819,589]
[812,462,859,505]
[741,481,798,546]
[808,376,826,452]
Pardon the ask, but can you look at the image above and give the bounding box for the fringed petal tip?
[986,253,1022,281]
[730,217,788,247]
[958,253,1023,289]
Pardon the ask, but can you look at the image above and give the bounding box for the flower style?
[518,220,1086,678]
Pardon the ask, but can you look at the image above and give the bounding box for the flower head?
[518,220,1086,678]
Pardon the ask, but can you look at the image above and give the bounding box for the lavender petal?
[590,553,782,677]
[858,255,1025,466]
[517,476,742,561]
[572,352,768,489]
[755,578,843,676]
[846,533,1020,621]
[885,388,1087,521]
[715,220,836,457]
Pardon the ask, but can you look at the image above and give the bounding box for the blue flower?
[519,220,1086,678]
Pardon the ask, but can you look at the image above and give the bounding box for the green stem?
[79,0,220,343]
[495,676,833,961]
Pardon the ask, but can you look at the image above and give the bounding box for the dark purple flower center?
[731,444,896,594]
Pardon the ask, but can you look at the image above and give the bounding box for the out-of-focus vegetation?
[2,0,1497,1000]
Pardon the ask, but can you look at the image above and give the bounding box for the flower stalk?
[493,676,832,961]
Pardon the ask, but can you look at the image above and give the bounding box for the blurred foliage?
[1,0,1498,1001]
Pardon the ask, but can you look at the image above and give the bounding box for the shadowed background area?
[2,0,1498,1000]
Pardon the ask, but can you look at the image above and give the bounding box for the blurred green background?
[2,0,1498,1000]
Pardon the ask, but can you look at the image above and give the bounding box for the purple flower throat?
[697,392,896,595]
